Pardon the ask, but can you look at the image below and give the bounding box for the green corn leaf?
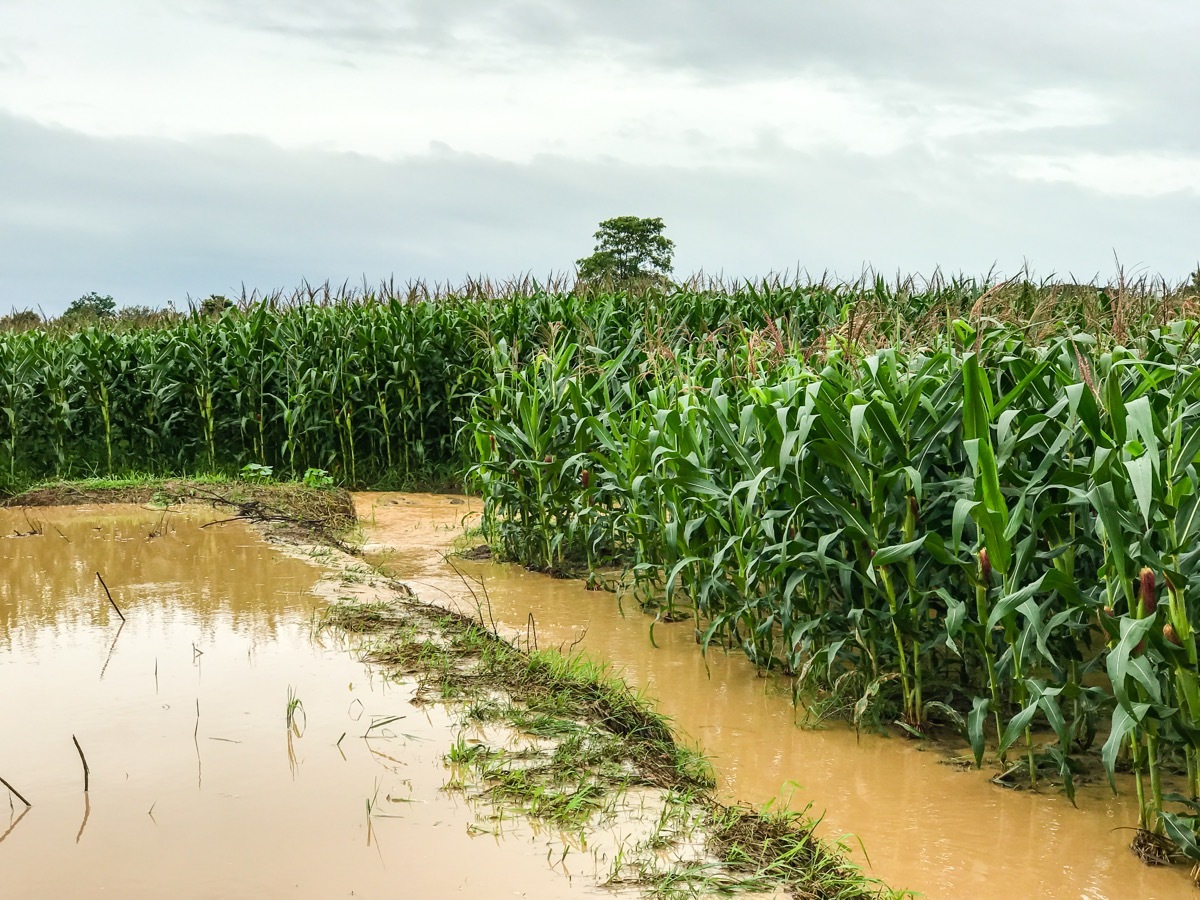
[965,437,1011,573]
[1125,395,1161,467]
[1102,702,1148,791]
[1107,615,1160,713]
[986,575,1046,631]
[968,696,991,767]
[1088,481,1134,604]
[951,498,978,555]
[1043,744,1078,806]
[1160,812,1200,863]
[993,356,1052,417]
[1065,381,1106,444]
[974,438,1008,530]
[1105,372,1128,445]
[1123,451,1156,527]
[921,532,957,565]
[962,353,992,442]
[849,403,867,446]
[1036,690,1071,748]
[824,639,847,681]
[999,700,1040,755]
[873,536,927,567]
[1172,426,1200,480]
[922,700,965,732]
[730,466,774,519]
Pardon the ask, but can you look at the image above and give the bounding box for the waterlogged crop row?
[469,319,1200,856]
[6,276,1200,853]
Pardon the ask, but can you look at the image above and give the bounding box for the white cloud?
[0,2,1122,168]
[0,8,904,166]
[1003,152,1200,197]
[921,88,1111,143]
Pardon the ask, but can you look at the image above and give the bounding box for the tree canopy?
[576,216,674,285]
[62,291,117,321]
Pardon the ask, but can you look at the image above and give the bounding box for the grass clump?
[321,600,395,633]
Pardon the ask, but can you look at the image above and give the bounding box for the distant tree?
[62,292,117,322]
[576,216,675,286]
[198,294,232,317]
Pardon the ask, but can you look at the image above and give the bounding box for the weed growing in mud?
[452,735,613,828]
[285,686,306,734]
[323,600,391,633]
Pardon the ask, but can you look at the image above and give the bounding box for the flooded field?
[0,504,615,898]
[358,492,1197,900]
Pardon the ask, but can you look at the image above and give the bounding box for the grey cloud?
[199,1,1197,95]
[0,46,25,73]
[2,112,1196,315]
[193,1,1200,159]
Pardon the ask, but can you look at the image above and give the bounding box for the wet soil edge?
[321,591,899,899]
[3,479,357,545]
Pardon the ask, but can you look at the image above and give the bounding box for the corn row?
[470,314,1200,855]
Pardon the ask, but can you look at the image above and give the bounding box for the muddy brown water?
[357,492,1197,900]
[0,504,614,898]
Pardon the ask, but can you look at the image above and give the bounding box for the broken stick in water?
[0,775,31,808]
[72,735,90,792]
[96,571,125,622]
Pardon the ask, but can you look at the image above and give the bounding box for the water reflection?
[0,503,616,899]
[0,807,31,846]
[0,505,320,645]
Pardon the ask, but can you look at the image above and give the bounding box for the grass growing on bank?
[0,464,463,503]
[322,596,902,899]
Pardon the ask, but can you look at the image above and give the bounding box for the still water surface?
[0,504,606,898]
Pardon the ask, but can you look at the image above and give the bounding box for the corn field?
[4,273,1112,485]
[0,296,500,486]
[466,275,1200,857]
[7,273,1200,854]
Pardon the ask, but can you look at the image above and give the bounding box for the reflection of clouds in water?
[0,505,320,644]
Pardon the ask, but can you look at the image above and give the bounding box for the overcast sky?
[2,1,1197,313]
